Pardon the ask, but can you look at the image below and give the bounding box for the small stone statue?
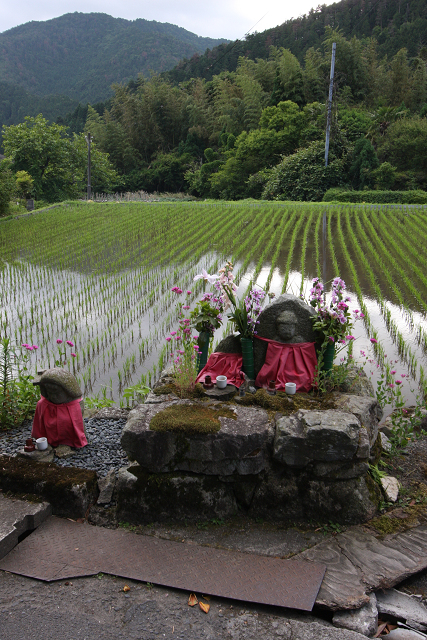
[32,368,87,448]
[254,294,317,377]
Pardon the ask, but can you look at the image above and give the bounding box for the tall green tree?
[2,115,118,201]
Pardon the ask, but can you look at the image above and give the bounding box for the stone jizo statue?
[254,294,317,377]
[31,368,87,448]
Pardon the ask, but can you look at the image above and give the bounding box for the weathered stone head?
[254,294,317,376]
[33,368,82,404]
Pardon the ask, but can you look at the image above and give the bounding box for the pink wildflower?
[370,338,377,344]
[165,337,172,342]
[396,380,402,385]
[66,340,74,347]
[56,339,63,344]
[71,353,76,358]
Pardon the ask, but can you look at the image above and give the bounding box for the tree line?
[1,28,427,206]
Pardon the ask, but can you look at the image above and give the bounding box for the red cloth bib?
[32,396,87,448]
[196,352,244,388]
[255,338,317,393]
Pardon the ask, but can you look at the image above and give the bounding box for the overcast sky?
[1,0,337,40]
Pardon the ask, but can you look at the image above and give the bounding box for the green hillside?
[165,0,427,82]
[0,12,229,103]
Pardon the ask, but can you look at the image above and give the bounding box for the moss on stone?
[153,382,206,399]
[0,454,98,517]
[149,404,236,434]
[365,471,382,507]
[370,433,383,465]
[236,388,336,414]
[368,483,427,536]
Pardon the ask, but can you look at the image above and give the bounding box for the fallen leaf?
[202,595,211,601]
[123,585,131,592]
[188,593,198,607]
[199,602,210,614]
[76,518,84,523]
[67,518,76,522]
[74,548,79,551]
[374,622,388,637]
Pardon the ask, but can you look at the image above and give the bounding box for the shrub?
[322,189,427,204]
[262,141,346,202]
[0,159,15,216]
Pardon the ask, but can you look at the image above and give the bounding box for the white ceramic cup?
[216,375,227,389]
[285,382,297,395]
[36,437,48,451]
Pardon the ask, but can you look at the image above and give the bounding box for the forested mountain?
[0,82,79,133]
[0,12,229,103]
[165,0,427,83]
[2,2,427,204]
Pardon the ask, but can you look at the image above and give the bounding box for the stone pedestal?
[117,382,382,526]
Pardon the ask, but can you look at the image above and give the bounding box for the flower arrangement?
[214,262,265,339]
[166,288,201,394]
[309,277,361,349]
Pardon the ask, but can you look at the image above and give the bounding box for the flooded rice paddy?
[1,201,427,417]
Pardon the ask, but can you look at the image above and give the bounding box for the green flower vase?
[321,341,335,373]
[240,337,255,380]
[197,331,211,373]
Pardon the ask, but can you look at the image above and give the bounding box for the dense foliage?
[1,2,427,203]
[165,0,427,83]
[2,115,118,202]
[60,30,427,201]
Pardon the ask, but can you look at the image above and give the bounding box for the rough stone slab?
[17,444,54,463]
[121,400,272,475]
[202,384,237,400]
[0,455,98,519]
[116,464,239,522]
[94,407,129,420]
[339,366,376,398]
[381,431,393,453]
[0,493,51,559]
[296,525,427,610]
[387,630,427,639]
[55,445,76,459]
[333,393,383,446]
[376,589,427,626]
[274,409,364,468]
[97,469,116,505]
[144,391,178,404]
[381,476,400,502]
[333,593,378,637]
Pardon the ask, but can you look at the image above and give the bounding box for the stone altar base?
[117,378,383,525]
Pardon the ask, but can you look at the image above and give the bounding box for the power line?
[206,12,269,72]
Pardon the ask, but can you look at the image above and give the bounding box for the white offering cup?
[216,375,227,389]
[285,382,297,395]
[36,437,48,451]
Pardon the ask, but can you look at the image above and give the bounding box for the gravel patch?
[0,417,129,477]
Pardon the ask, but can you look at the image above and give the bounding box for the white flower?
[193,269,219,284]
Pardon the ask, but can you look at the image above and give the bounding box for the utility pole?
[85,132,92,200]
[323,42,336,291]
[324,42,336,168]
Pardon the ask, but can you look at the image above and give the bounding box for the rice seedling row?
[2,202,427,406]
